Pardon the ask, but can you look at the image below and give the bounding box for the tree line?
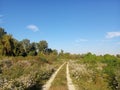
[0,27,57,57]
[1,27,120,58]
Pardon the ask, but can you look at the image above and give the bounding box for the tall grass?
[0,55,62,90]
[69,55,120,90]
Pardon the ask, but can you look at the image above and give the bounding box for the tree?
[0,27,7,38]
[44,48,52,55]
[0,27,7,55]
[13,39,20,56]
[19,41,27,57]
[21,39,30,53]
[28,42,37,56]
[38,40,48,52]
[13,40,27,56]
[1,34,15,56]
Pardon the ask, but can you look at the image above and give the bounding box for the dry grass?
[0,57,63,90]
[69,60,110,90]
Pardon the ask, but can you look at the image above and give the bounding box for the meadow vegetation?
[69,53,120,90]
[0,56,64,90]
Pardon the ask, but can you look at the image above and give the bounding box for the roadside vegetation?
[69,53,120,90]
[0,56,64,90]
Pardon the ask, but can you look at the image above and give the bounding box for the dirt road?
[42,62,66,90]
[42,62,75,90]
[66,63,75,90]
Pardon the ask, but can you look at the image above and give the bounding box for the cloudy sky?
[0,0,120,55]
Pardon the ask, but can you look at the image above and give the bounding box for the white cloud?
[106,32,120,39]
[26,24,39,32]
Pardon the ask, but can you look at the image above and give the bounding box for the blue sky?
[0,0,120,55]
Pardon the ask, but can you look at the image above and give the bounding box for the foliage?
[0,27,7,38]
[0,28,55,57]
[69,60,110,90]
[0,58,57,90]
[38,40,48,52]
[69,54,120,90]
[0,35,15,56]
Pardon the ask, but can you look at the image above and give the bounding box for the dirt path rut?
[42,62,75,90]
[42,62,65,90]
[66,63,75,90]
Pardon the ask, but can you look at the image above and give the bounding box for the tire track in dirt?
[42,62,65,90]
[66,63,75,90]
[42,62,75,90]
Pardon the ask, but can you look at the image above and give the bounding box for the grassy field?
[0,56,63,90]
[0,54,120,90]
[69,54,120,90]
[69,60,110,90]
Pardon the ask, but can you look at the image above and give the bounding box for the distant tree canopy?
[0,27,119,58]
[38,40,48,52]
[0,34,15,56]
[0,27,7,38]
[0,27,56,57]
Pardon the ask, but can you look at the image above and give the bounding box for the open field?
[69,54,120,90]
[0,53,120,90]
[0,56,63,90]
